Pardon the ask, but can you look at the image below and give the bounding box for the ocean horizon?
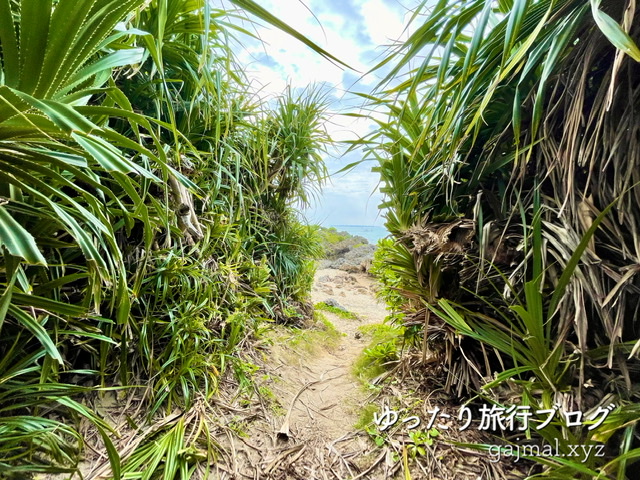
[330,224,389,244]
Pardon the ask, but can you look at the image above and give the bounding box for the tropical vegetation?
[2,0,640,478]
[0,0,333,476]
[362,0,640,477]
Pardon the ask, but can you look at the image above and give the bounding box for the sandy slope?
[229,269,391,479]
[279,268,388,442]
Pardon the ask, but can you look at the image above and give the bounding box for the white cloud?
[234,1,359,95]
[303,189,386,226]
[358,0,407,48]
[229,0,408,225]
[323,112,372,143]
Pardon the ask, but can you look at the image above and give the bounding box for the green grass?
[357,323,404,343]
[227,418,250,438]
[352,323,404,381]
[315,302,359,320]
[354,403,380,430]
[257,383,285,415]
[279,311,344,354]
[314,226,353,246]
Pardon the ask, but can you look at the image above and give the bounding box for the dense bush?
[362,0,640,477]
[0,0,328,474]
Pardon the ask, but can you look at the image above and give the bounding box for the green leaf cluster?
[0,0,333,475]
[358,0,640,477]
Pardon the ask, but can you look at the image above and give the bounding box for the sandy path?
[281,268,387,441]
[234,268,389,479]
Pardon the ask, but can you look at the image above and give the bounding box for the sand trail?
[234,268,390,479]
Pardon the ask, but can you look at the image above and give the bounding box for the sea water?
[330,225,389,244]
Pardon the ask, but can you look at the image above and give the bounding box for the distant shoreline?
[328,224,388,244]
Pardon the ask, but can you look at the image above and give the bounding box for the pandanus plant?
[359,0,640,476]
[0,0,338,475]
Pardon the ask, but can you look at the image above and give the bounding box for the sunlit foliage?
[362,0,640,477]
[0,0,329,474]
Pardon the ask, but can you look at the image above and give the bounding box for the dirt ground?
[224,268,391,479]
[41,269,530,480]
[275,268,385,443]
[222,268,531,480]
[39,269,393,480]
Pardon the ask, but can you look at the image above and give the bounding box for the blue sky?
[231,0,414,226]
